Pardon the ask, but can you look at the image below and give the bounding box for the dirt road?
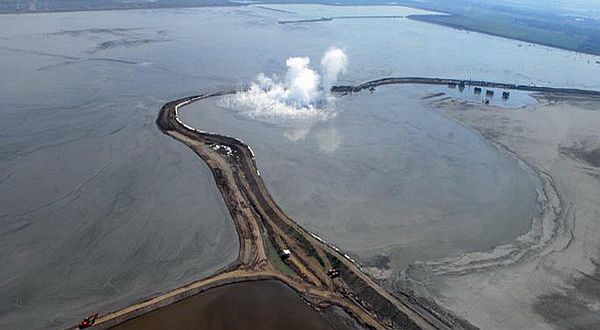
[73,78,600,329]
[80,90,460,330]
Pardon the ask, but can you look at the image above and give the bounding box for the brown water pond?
[113,280,363,330]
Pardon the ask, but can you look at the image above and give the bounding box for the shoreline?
[415,96,568,276]
[407,14,600,58]
[420,92,600,329]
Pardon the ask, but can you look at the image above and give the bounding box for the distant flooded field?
[114,280,362,330]
[1,3,599,329]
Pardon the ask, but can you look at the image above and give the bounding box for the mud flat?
[414,93,600,329]
[5,5,600,329]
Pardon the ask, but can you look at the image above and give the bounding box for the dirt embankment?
[81,89,463,330]
[82,76,600,329]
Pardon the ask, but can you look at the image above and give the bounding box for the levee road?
[75,77,599,330]
[84,89,452,330]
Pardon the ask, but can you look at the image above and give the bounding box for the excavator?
[78,313,98,329]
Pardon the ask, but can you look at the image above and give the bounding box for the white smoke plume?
[221,47,348,123]
[285,56,321,107]
[320,47,348,93]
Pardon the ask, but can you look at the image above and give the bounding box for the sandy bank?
[418,93,600,329]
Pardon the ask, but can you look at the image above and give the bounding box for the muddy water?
[1,3,599,329]
[181,85,540,269]
[114,280,362,330]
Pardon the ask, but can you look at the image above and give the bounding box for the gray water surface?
[181,85,539,268]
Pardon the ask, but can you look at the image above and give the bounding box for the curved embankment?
[85,89,459,330]
[77,77,600,330]
[333,77,600,97]
[333,77,596,277]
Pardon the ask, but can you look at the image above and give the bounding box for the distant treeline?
[408,13,600,56]
[396,0,600,56]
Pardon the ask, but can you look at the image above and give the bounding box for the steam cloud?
[320,47,348,92]
[222,47,348,123]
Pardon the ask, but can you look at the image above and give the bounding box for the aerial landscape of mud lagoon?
[1,3,600,330]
